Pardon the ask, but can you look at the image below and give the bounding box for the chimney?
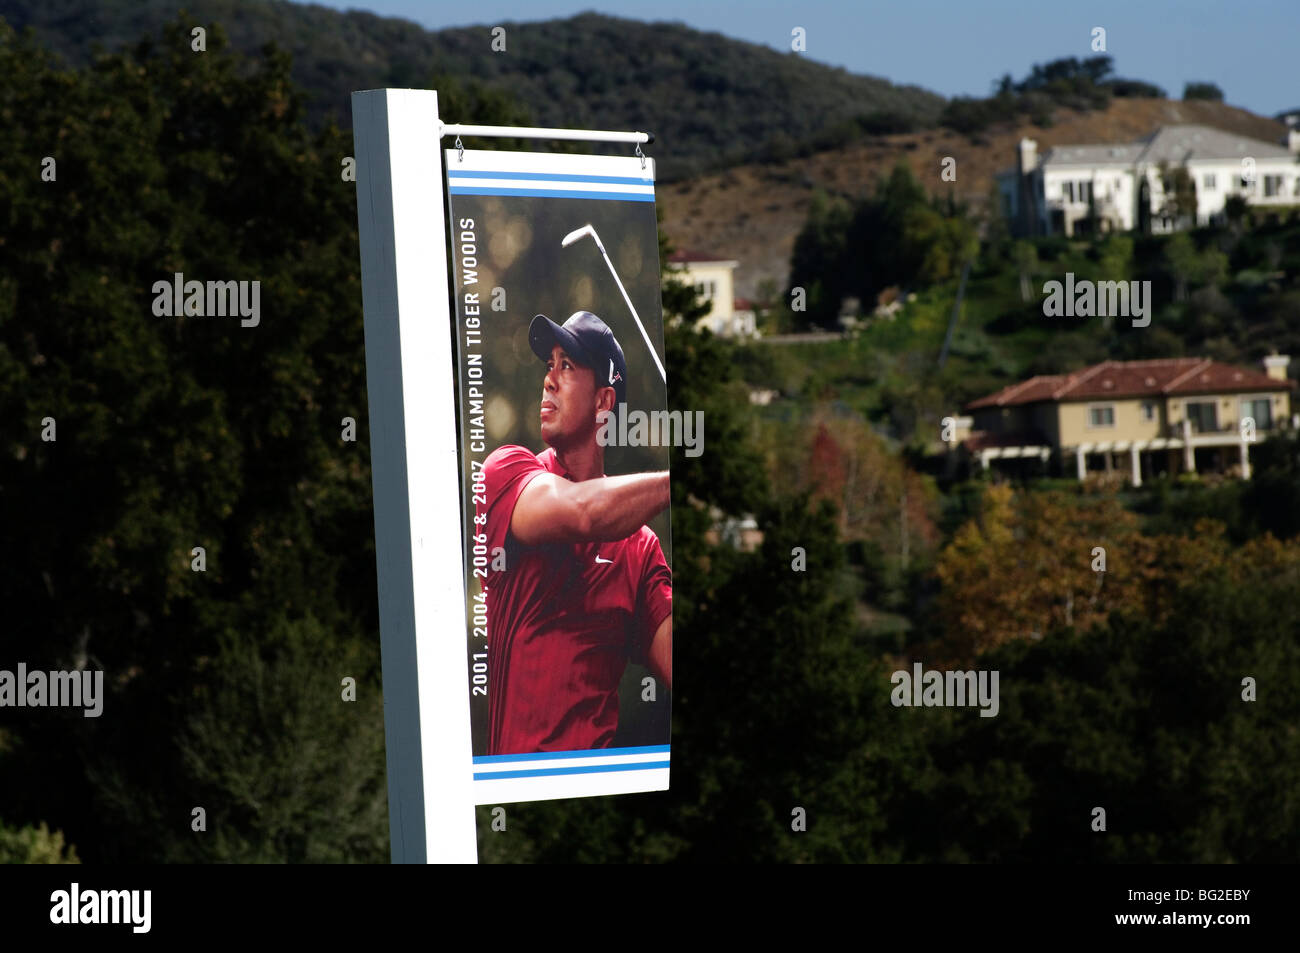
[1287,130,1300,155]
[1017,138,1039,174]
[1264,353,1290,381]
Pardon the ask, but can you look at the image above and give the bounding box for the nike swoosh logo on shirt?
[594,556,614,564]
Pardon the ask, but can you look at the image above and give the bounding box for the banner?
[446,149,673,803]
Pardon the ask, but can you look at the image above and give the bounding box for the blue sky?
[304,0,1299,117]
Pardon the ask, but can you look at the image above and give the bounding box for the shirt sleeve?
[632,530,672,665]
[481,445,547,578]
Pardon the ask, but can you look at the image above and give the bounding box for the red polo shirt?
[479,445,671,755]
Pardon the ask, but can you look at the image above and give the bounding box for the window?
[1242,397,1273,430]
[1088,405,1115,428]
[1186,401,1218,433]
[694,280,717,300]
[1063,181,1091,204]
[1265,175,1284,197]
[1203,173,1216,190]
[1141,402,1156,422]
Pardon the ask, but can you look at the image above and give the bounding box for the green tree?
[787,190,854,328]
[1013,240,1039,302]
[1183,82,1224,101]
[0,820,80,864]
[1164,232,1200,301]
[0,18,382,861]
[1160,163,1199,229]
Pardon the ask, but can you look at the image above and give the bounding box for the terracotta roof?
[734,296,754,310]
[966,357,1292,411]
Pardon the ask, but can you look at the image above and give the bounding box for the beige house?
[665,249,757,337]
[952,355,1294,483]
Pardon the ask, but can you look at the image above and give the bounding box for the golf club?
[561,224,666,384]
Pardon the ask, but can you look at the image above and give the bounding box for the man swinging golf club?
[478,309,672,755]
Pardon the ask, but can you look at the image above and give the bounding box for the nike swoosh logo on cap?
[594,556,614,564]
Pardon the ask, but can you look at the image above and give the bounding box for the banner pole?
[440,123,654,145]
[352,88,478,864]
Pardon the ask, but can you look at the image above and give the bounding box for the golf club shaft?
[593,239,667,385]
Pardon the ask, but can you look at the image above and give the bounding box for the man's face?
[540,345,614,449]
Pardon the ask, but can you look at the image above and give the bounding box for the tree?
[0,18,401,862]
[1164,232,1200,301]
[1095,234,1134,283]
[1160,162,1199,229]
[1013,240,1039,302]
[1183,82,1224,101]
[787,191,854,329]
[932,486,1238,662]
[0,820,80,864]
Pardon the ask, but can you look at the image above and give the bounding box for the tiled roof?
[1041,124,1294,168]
[966,357,1291,411]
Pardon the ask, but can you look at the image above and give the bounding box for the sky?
[304,0,1299,117]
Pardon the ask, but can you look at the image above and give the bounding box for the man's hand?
[510,470,670,546]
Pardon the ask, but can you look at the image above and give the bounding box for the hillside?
[0,0,945,180]
[660,97,1289,298]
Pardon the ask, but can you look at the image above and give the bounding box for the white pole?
[352,88,478,864]
[561,224,667,384]
[441,123,653,145]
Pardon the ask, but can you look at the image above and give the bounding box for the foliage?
[941,56,1163,136]
[0,820,81,864]
[1184,82,1225,101]
[4,11,1300,868]
[786,162,977,328]
[0,16,380,862]
[0,1,946,181]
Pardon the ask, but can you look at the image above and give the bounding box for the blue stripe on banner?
[448,186,654,201]
[473,744,670,765]
[448,171,653,185]
[474,761,671,781]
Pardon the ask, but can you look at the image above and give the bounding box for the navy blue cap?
[529,311,627,405]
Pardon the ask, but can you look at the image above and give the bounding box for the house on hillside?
[947,354,1295,484]
[665,248,758,337]
[997,124,1300,237]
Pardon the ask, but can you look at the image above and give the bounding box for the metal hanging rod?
[439,123,654,145]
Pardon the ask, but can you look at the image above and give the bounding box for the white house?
[665,249,758,337]
[998,124,1300,237]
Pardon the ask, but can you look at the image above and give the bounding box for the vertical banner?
[446,149,673,803]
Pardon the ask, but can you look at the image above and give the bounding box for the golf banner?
[446,149,673,803]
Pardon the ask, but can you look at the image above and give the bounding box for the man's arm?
[509,470,669,546]
[647,615,671,692]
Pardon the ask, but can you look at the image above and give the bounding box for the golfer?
[478,310,672,755]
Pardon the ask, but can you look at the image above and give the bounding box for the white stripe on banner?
[446,177,655,201]
[473,747,670,780]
